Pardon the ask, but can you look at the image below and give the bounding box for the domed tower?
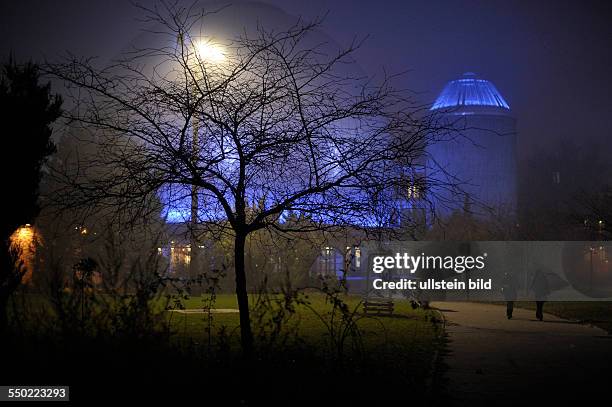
[428,72,517,218]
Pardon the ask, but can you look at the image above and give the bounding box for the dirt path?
[432,302,612,405]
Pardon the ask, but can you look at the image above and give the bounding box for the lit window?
[404,171,425,200]
[408,184,421,199]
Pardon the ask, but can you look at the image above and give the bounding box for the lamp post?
[182,37,226,278]
[190,110,200,277]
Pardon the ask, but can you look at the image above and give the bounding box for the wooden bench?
[363,299,394,315]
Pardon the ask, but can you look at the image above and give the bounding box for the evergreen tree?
[0,59,62,331]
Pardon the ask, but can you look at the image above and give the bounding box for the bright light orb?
[13,224,34,248]
[193,40,226,64]
[10,224,36,285]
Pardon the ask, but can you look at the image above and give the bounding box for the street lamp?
[181,36,227,277]
[10,224,36,284]
[189,38,226,230]
[193,39,225,64]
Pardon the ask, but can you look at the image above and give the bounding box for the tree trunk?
[234,232,254,358]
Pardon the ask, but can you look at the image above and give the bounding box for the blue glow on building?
[159,186,398,228]
[427,72,517,218]
[164,208,191,223]
[431,72,510,111]
[159,184,193,223]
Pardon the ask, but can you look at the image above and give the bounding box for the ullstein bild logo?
[369,251,492,291]
[371,252,488,274]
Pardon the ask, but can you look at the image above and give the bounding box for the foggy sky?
[2,0,612,161]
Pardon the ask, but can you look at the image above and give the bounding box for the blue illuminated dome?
[427,72,517,219]
[431,72,510,111]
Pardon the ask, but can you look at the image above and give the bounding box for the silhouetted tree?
[46,3,448,357]
[0,59,62,331]
[572,186,612,239]
[518,138,611,239]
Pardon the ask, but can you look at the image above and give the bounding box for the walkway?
[433,302,612,405]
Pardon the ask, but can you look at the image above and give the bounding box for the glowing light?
[10,224,36,285]
[193,39,225,64]
[432,73,510,110]
[13,225,33,246]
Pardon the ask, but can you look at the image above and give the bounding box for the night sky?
[2,0,612,161]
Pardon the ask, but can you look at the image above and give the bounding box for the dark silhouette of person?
[531,270,550,321]
[501,272,518,319]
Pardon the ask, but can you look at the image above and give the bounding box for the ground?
[511,301,612,333]
[4,292,443,403]
[168,294,443,386]
[7,291,612,403]
[434,302,612,405]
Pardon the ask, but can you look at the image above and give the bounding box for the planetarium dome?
[431,72,510,112]
[427,72,517,219]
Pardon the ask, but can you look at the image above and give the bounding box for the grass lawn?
[512,301,612,333]
[168,293,443,368]
[163,292,444,401]
[5,291,444,403]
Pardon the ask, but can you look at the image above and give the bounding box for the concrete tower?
[428,72,517,218]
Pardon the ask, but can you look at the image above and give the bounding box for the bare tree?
[571,186,612,240]
[45,2,443,357]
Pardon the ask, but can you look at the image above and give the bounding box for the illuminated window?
[319,247,337,276]
[401,171,426,200]
[407,183,422,199]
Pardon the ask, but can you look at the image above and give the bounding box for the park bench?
[363,299,394,315]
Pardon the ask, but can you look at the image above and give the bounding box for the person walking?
[531,270,550,321]
[502,273,517,319]
[501,272,518,319]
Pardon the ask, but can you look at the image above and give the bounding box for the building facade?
[428,72,517,219]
